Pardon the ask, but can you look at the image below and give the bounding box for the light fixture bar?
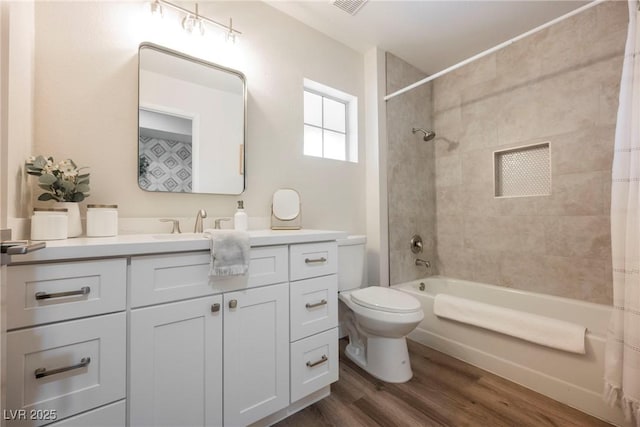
[154,0,242,36]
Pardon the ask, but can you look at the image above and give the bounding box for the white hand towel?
[203,229,250,276]
[433,294,586,354]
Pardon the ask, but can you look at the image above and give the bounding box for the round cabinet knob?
[229,299,238,309]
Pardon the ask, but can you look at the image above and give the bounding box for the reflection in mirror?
[138,43,246,195]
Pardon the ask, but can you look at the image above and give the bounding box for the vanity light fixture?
[150,0,163,18]
[148,0,241,40]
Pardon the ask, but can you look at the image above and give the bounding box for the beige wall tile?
[435,154,461,188]
[534,171,608,216]
[552,126,615,175]
[545,216,611,259]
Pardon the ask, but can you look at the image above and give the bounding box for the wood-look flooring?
[275,339,612,427]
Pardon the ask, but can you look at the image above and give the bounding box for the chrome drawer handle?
[306,355,328,368]
[35,357,91,379]
[304,257,327,264]
[35,286,90,300]
[305,299,327,309]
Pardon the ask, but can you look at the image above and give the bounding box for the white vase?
[55,202,82,237]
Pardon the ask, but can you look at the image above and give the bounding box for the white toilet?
[337,236,424,383]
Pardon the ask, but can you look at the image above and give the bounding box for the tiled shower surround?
[386,54,436,284]
[387,1,627,304]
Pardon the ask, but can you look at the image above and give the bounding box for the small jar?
[86,204,118,237]
[31,208,68,240]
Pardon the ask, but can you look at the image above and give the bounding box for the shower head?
[412,127,436,142]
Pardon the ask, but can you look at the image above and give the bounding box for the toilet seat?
[350,287,421,314]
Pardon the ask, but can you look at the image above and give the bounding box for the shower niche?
[494,142,551,198]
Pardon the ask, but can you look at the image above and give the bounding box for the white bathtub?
[393,276,628,426]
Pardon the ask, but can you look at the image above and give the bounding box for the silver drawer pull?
[305,257,327,264]
[306,355,328,368]
[35,357,91,379]
[305,299,327,309]
[35,286,91,300]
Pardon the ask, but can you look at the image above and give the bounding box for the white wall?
[25,1,366,233]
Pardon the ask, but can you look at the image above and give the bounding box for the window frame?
[302,78,358,163]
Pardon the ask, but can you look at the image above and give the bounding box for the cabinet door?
[130,296,223,427]
[224,283,289,426]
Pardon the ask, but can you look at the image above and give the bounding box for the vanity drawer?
[131,247,289,307]
[7,259,126,329]
[247,245,288,287]
[290,328,339,403]
[131,252,224,308]
[49,400,125,427]
[7,312,126,427]
[290,275,338,341]
[289,242,337,281]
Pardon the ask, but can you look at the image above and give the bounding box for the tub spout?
[415,258,431,269]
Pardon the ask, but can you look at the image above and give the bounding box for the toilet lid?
[350,287,421,313]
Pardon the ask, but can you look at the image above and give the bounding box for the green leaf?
[77,173,90,179]
[33,156,48,169]
[38,184,53,191]
[60,180,74,192]
[38,174,57,185]
[72,193,85,202]
[26,170,43,176]
[76,183,90,193]
[77,177,90,184]
[37,193,56,201]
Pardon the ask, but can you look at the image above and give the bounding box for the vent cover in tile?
[332,0,368,15]
[494,142,551,197]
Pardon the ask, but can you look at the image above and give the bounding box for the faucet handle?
[213,217,232,229]
[159,218,182,234]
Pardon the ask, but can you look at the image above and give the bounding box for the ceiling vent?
[331,0,368,16]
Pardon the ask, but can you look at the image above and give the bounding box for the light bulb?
[150,0,163,18]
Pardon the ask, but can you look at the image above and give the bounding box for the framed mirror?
[138,43,246,194]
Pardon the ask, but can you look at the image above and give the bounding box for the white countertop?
[9,229,348,263]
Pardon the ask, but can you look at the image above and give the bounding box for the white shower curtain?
[605,1,640,425]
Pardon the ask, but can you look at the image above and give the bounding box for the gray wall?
[431,1,627,304]
[386,53,436,284]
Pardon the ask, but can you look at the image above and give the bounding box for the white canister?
[86,204,118,237]
[31,208,68,240]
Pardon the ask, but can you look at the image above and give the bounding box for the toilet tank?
[337,235,366,292]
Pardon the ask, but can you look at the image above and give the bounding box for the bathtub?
[393,276,627,426]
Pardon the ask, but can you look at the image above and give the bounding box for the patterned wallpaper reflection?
[139,136,192,192]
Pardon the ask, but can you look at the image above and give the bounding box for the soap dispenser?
[234,200,248,231]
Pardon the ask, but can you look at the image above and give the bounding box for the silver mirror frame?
[137,42,247,195]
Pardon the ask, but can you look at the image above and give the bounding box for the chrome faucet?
[194,209,207,233]
[415,258,431,269]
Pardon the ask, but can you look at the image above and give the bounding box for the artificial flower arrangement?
[25,155,90,202]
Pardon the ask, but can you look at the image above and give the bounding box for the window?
[303,79,357,162]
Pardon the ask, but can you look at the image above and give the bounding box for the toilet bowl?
[337,236,424,383]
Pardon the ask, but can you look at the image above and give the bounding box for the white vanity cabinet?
[6,230,344,427]
[129,247,291,427]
